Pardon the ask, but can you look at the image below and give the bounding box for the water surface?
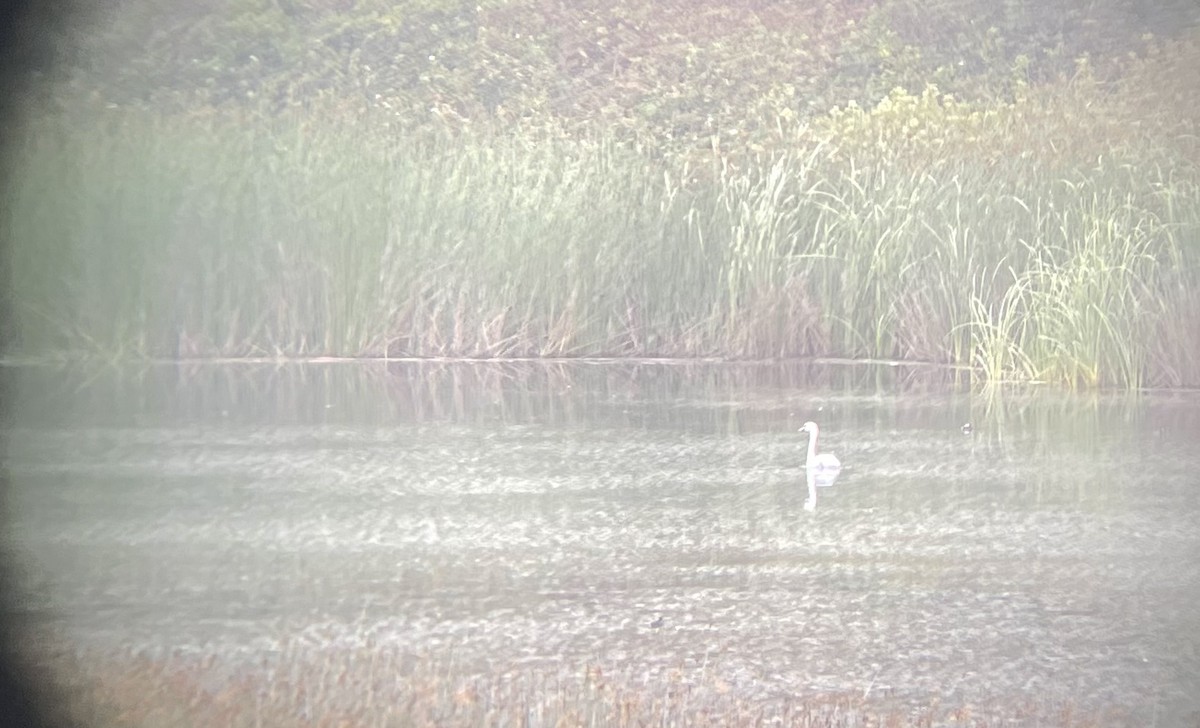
[6,362,1199,723]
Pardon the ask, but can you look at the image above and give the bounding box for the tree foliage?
[47,0,1200,152]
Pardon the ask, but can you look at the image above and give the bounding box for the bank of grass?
[32,643,1122,728]
[5,39,1199,388]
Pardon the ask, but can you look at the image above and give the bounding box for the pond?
[5,362,1199,726]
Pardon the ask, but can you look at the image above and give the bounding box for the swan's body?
[800,421,841,472]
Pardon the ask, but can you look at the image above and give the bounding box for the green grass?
[5,70,1199,388]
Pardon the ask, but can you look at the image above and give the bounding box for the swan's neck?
[806,431,818,462]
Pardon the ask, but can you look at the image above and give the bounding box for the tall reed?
[5,95,1199,387]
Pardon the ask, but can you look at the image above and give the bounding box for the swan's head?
[799,421,819,435]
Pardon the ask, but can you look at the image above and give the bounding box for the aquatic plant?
[5,28,1199,388]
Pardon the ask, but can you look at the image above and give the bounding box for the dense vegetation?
[5,0,1200,387]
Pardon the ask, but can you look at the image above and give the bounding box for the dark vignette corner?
[2,2,81,726]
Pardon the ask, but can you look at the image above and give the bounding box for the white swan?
[799,421,841,472]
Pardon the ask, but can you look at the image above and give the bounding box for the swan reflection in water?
[800,421,842,511]
[803,465,841,511]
